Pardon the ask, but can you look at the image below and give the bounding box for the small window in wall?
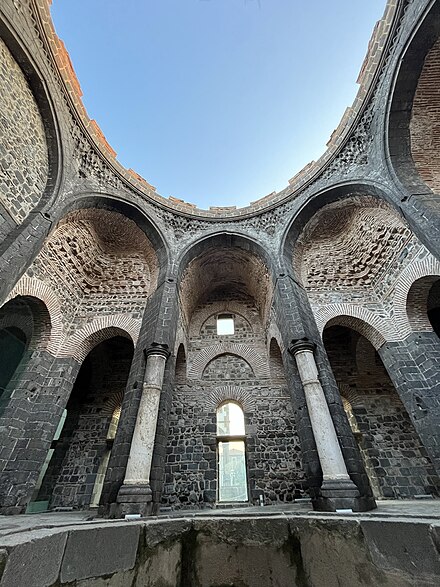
[217,402,248,502]
[217,314,234,335]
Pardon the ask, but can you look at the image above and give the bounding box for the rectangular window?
[217,314,234,335]
[218,440,248,502]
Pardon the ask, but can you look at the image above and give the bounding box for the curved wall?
[0,37,48,225]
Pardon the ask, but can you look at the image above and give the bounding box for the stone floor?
[1,498,440,539]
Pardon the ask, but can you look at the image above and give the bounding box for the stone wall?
[162,295,305,509]
[0,38,48,225]
[324,326,439,499]
[38,336,133,509]
[2,514,440,587]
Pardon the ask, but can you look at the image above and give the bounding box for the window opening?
[217,314,234,336]
[216,402,248,502]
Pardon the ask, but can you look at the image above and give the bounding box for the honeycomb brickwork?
[20,209,158,337]
[295,196,440,343]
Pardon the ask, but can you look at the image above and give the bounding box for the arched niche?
[36,335,134,510]
[323,323,439,499]
[407,275,440,337]
[281,183,405,264]
[178,233,274,328]
[175,343,187,383]
[162,234,304,511]
[387,0,440,198]
[59,195,169,276]
[21,207,161,334]
[291,194,411,294]
[0,21,60,228]
[269,338,286,380]
[0,295,51,400]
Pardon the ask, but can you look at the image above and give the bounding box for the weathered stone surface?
[361,520,440,577]
[0,38,48,225]
[1,0,440,533]
[143,519,191,549]
[60,524,140,583]
[134,542,181,587]
[0,529,67,587]
[192,516,290,547]
[76,570,136,587]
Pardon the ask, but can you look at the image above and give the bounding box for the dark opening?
[323,324,439,499]
[0,327,27,397]
[37,335,134,510]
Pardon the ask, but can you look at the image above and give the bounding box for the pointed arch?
[60,317,140,362]
[319,307,392,350]
[5,277,64,352]
[188,343,270,379]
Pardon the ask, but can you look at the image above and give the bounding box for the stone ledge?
[1,508,440,586]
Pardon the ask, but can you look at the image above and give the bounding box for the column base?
[313,478,376,512]
[116,484,153,517]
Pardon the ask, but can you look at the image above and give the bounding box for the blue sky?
[51,0,386,209]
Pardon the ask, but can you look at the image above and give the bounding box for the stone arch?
[266,321,285,353]
[22,207,160,340]
[36,334,134,511]
[177,232,275,326]
[188,343,270,380]
[53,207,160,292]
[0,27,60,226]
[317,306,396,350]
[202,353,255,381]
[392,255,440,334]
[59,194,169,278]
[60,318,139,362]
[324,323,439,499]
[268,337,286,380]
[387,0,440,195]
[205,386,256,413]
[290,194,411,290]
[0,294,52,351]
[101,390,125,418]
[0,295,53,401]
[406,276,440,334]
[189,302,255,338]
[173,325,187,358]
[5,277,64,353]
[281,183,405,268]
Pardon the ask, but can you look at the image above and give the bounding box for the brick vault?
[0,0,440,520]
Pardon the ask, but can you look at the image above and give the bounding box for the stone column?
[289,339,360,511]
[117,343,170,516]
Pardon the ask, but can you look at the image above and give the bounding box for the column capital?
[144,343,170,360]
[288,338,316,356]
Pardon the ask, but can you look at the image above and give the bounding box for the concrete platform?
[1,500,440,586]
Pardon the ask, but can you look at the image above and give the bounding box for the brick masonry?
[410,37,440,194]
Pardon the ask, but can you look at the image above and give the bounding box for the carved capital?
[288,338,316,356]
[144,342,170,360]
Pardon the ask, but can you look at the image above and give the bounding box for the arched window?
[216,402,248,502]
